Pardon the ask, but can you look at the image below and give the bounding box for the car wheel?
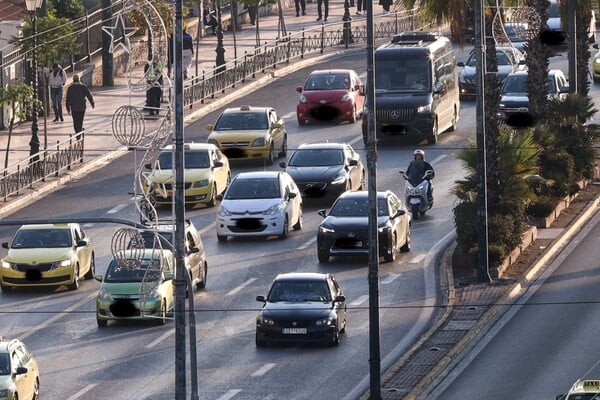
[297,117,306,126]
[279,215,289,239]
[383,233,397,263]
[32,378,39,400]
[68,264,80,291]
[256,331,267,347]
[0,282,10,293]
[279,135,288,157]
[196,262,207,289]
[158,301,167,325]
[293,207,303,230]
[318,250,329,263]
[266,143,275,165]
[427,117,438,145]
[97,318,108,327]
[207,183,217,208]
[329,328,340,346]
[84,253,96,280]
[217,234,228,242]
[400,228,411,253]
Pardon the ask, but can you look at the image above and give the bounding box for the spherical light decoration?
[112,105,145,146]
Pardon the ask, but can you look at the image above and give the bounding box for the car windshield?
[0,353,10,375]
[11,228,72,248]
[305,73,350,90]
[224,177,281,200]
[376,59,430,92]
[268,280,331,302]
[214,112,268,130]
[128,230,173,250]
[158,150,210,169]
[502,75,557,94]
[288,149,344,167]
[329,197,388,217]
[548,2,559,17]
[504,24,527,41]
[466,50,512,67]
[104,257,163,283]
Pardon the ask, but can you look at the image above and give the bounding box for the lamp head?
[25,0,42,12]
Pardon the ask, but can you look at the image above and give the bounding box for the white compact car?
[216,171,303,241]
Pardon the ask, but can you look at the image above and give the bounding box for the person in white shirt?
[47,63,68,122]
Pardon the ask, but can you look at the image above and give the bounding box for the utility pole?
[567,0,577,93]
[173,0,187,398]
[101,0,114,86]
[475,0,490,282]
[365,0,381,396]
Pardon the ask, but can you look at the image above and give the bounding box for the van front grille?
[376,107,417,123]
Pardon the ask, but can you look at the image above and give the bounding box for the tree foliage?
[49,0,85,20]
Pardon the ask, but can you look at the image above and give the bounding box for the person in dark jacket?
[379,0,392,14]
[405,149,434,201]
[65,74,94,138]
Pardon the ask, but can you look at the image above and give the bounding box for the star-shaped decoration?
[101,13,137,54]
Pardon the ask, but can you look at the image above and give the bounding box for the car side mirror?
[334,295,346,302]
[213,161,223,168]
[288,192,297,200]
[94,274,103,282]
[187,246,200,255]
[296,86,303,93]
[457,61,465,67]
[256,295,266,302]
[434,81,445,94]
[278,161,286,168]
[318,209,327,217]
[349,159,358,166]
[76,239,88,247]
[164,271,174,281]
[216,194,224,201]
[396,209,406,217]
[1,242,8,249]
[206,124,214,131]
[144,163,153,170]
[594,43,599,49]
[14,366,28,376]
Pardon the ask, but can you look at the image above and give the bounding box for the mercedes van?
[362,32,460,145]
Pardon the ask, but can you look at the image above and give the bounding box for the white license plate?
[282,328,307,334]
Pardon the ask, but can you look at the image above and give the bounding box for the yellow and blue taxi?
[0,223,95,292]
[142,143,231,207]
[95,248,175,327]
[206,105,287,165]
[557,379,600,399]
[0,337,39,400]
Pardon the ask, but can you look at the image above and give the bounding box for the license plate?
[282,328,307,334]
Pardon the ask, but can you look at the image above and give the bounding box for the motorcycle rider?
[405,149,435,202]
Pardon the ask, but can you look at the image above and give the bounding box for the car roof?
[221,105,272,114]
[297,142,346,150]
[274,272,330,282]
[308,69,354,75]
[0,337,22,352]
[17,223,76,231]
[506,69,564,78]
[114,248,173,259]
[161,143,216,151]
[337,190,391,200]
[233,171,282,180]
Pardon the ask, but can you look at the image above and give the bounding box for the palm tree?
[575,0,593,95]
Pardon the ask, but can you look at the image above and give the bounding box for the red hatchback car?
[296,69,365,126]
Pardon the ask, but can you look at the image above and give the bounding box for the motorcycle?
[398,169,434,219]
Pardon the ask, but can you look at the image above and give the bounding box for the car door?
[345,145,362,191]
[328,276,346,328]
[269,109,284,150]
[73,225,92,275]
[209,148,225,195]
[389,193,407,244]
[214,148,229,194]
[352,72,365,111]
[162,254,175,311]
[11,346,32,400]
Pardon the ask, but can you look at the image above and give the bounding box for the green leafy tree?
[0,82,42,169]
[49,0,85,20]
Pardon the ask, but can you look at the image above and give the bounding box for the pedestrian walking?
[316,0,328,21]
[355,0,366,15]
[144,54,164,116]
[294,0,306,17]
[47,63,67,122]
[182,26,194,79]
[379,0,392,14]
[203,7,218,34]
[65,74,94,137]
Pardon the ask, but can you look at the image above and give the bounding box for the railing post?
[201,71,206,103]
[86,11,92,62]
[67,137,72,171]
[243,52,247,82]
[301,29,305,59]
[320,25,325,54]
[2,170,7,202]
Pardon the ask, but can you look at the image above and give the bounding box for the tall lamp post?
[25,0,43,160]
[215,0,226,74]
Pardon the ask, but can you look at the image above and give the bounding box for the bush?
[539,151,575,197]
[527,195,559,217]
[453,201,477,255]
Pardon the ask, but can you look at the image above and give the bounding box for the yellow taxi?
[206,105,287,165]
[557,379,600,399]
[593,44,600,83]
[142,143,231,207]
[0,337,39,400]
[0,223,95,292]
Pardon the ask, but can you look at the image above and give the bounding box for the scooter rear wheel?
[411,203,420,220]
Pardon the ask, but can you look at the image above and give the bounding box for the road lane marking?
[297,236,316,250]
[146,328,175,348]
[251,363,276,377]
[409,254,427,264]
[65,384,97,400]
[217,390,242,400]
[430,154,447,165]
[197,221,216,236]
[107,203,128,214]
[282,111,296,120]
[381,273,401,284]
[349,295,369,306]
[226,278,257,296]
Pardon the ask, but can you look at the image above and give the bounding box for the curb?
[411,194,600,400]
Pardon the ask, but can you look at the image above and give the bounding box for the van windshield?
[375,59,431,93]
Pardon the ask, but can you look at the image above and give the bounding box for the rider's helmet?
[414,149,425,161]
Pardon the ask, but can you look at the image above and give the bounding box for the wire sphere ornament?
[111,227,146,269]
[112,105,146,147]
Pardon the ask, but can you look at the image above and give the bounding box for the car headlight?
[331,175,346,185]
[595,58,600,64]
[207,138,219,146]
[147,286,161,300]
[264,202,286,215]
[1,260,14,269]
[218,205,232,217]
[498,103,505,109]
[319,226,335,233]
[258,315,275,325]
[0,389,11,397]
[56,259,73,268]
[340,93,351,102]
[97,287,113,301]
[417,104,431,113]
[193,179,209,188]
[299,94,308,103]
[315,317,335,326]
[378,226,389,233]
[459,74,466,83]
[252,137,266,147]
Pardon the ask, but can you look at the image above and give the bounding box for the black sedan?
[317,190,411,263]
[279,142,364,200]
[255,272,347,346]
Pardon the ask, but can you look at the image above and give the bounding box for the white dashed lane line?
[381,273,401,284]
[409,254,427,264]
[107,203,128,214]
[226,278,257,296]
[297,236,316,250]
[349,294,369,306]
[216,389,242,400]
[251,363,276,377]
[65,384,97,400]
[146,328,176,349]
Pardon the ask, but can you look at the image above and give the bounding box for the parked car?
[503,22,529,54]
[0,337,39,400]
[206,105,287,165]
[592,43,600,83]
[296,69,365,125]
[279,142,364,200]
[216,171,303,241]
[255,272,347,346]
[95,249,175,327]
[457,46,525,98]
[142,143,230,208]
[498,69,569,126]
[0,223,95,292]
[546,0,596,43]
[129,219,207,290]
[317,190,411,263]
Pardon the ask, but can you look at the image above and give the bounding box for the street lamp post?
[25,0,43,161]
[215,0,226,74]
